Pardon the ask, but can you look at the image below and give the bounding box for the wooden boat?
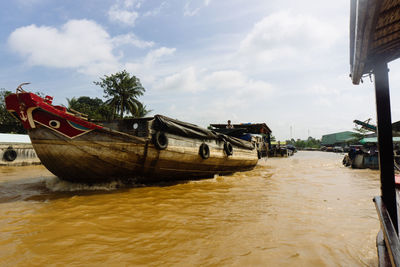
[5,87,258,183]
[210,122,272,158]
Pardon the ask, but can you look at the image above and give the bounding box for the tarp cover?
[153,115,254,150]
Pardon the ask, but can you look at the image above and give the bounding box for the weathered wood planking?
[30,125,258,183]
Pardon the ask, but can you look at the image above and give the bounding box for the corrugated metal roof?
[321,131,356,145]
[350,0,400,84]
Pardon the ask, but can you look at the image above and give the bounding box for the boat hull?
[29,125,258,183]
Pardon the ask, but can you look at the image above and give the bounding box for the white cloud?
[8,19,167,76]
[124,47,177,86]
[204,70,274,95]
[123,0,144,9]
[153,69,275,128]
[183,0,211,16]
[144,47,176,67]
[238,11,341,67]
[204,70,246,90]
[112,33,154,48]
[155,67,273,98]
[108,4,139,26]
[143,2,167,17]
[108,0,147,27]
[305,85,342,96]
[157,67,204,92]
[184,4,200,17]
[8,20,119,75]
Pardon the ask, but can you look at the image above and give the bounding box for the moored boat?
[210,122,272,159]
[5,86,258,183]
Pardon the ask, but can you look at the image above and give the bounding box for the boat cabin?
[210,122,272,158]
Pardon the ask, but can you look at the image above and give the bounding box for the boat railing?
[374,196,400,266]
[67,108,89,120]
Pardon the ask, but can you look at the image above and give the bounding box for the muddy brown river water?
[0,151,380,266]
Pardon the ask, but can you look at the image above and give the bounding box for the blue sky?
[1,0,398,140]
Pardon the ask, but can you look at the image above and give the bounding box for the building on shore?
[321,131,357,149]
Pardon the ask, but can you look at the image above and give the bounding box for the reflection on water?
[0,151,380,266]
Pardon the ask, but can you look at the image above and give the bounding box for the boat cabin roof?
[210,123,272,134]
[350,0,400,84]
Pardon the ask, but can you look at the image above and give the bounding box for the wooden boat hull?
[29,126,257,183]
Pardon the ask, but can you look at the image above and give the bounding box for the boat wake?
[0,176,146,203]
[44,177,145,192]
[0,176,48,203]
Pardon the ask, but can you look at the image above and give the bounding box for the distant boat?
[5,87,258,183]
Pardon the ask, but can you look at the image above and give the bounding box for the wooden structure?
[5,90,258,183]
[210,122,271,135]
[350,0,400,265]
[210,122,272,158]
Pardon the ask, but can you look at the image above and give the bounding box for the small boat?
[5,86,258,183]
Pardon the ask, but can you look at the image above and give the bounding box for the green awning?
[360,137,400,144]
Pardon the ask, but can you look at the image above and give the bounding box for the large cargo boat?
[5,86,258,183]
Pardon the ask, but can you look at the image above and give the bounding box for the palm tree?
[94,70,145,119]
[133,102,152,117]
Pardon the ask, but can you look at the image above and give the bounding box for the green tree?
[133,103,152,117]
[286,137,321,149]
[67,96,113,121]
[94,70,146,119]
[0,89,26,133]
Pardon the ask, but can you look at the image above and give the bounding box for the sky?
[1,0,400,141]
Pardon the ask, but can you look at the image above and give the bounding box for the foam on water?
[44,176,138,192]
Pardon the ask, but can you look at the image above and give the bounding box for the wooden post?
[374,61,398,233]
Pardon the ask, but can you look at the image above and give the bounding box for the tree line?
[0,70,151,134]
[286,137,321,149]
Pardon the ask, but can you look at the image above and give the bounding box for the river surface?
[0,151,380,266]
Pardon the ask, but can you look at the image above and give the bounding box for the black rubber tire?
[199,143,210,159]
[153,131,168,150]
[3,149,17,162]
[224,142,233,156]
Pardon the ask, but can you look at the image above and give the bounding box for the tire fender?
[199,143,210,159]
[153,131,168,150]
[224,142,233,156]
[3,148,17,162]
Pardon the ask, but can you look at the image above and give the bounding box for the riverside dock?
[0,133,40,166]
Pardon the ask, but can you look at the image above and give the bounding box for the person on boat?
[370,145,377,156]
[226,120,234,129]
